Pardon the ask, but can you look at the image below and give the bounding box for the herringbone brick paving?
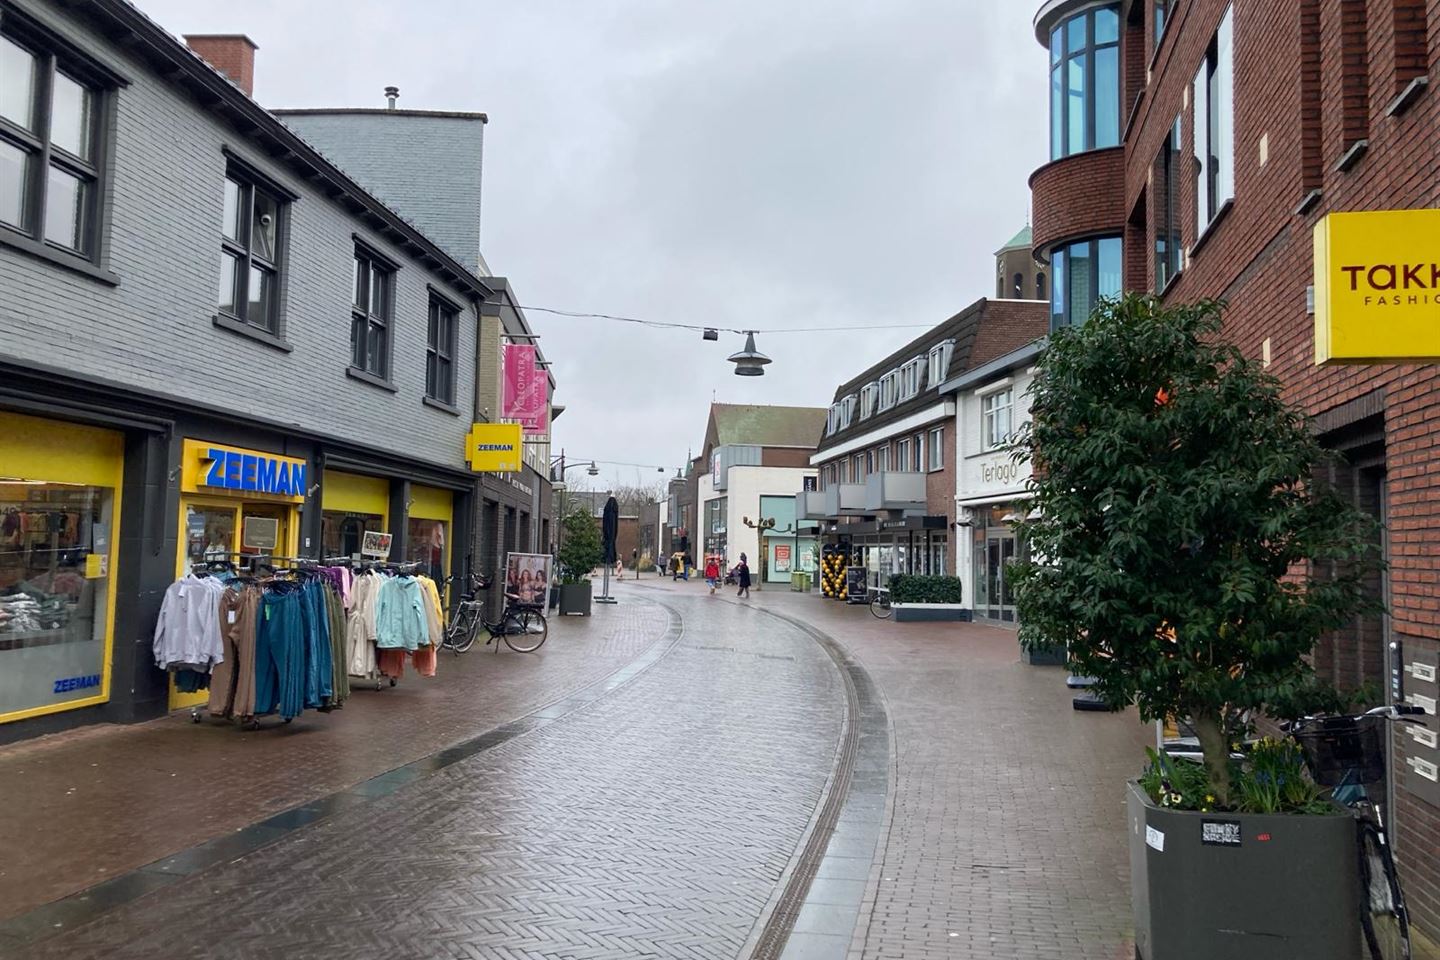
[12,591,846,960]
[0,601,667,921]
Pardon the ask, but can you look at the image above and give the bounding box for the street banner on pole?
[503,344,547,434]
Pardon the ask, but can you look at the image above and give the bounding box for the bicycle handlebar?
[1286,703,1429,733]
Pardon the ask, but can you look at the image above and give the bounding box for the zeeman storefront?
[1,401,477,739]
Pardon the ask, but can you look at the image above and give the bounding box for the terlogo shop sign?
[1314,208,1440,364]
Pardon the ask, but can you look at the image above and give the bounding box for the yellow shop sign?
[465,423,523,473]
[181,440,308,502]
[1314,208,1440,364]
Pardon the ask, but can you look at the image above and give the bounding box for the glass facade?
[1049,236,1122,331]
[1049,5,1121,159]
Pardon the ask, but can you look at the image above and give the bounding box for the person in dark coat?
[736,553,751,599]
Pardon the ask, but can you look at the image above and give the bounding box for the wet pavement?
[2,576,1152,959]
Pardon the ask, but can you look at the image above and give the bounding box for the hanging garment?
[376,576,428,651]
[416,575,444,649]
[346,573,381,677]
[209,585,260,718]
[255,588,305,719]
[300,579,334,709]
[152,574,227,670]
[376,647,407,679]
[324,583,349,704]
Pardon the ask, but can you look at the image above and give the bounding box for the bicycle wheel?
[1358,820,1410,960]
[445,606,479,654]
[505,608,548,653]
[869,592,892,620]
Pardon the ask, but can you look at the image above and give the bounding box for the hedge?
[888,574,964,604]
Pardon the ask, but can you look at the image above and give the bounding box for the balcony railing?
[823,483,868,519]
[864,470,926,512]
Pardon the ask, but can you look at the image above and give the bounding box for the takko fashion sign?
[465,422,524,473]
[502,344,547,435]
[1314,208,1440,364]
[181,440,307,503]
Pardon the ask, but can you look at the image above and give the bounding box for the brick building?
[1028,0,1440,938]
[809,297,1046,592]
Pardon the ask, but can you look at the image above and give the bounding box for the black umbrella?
[602,496,619,565]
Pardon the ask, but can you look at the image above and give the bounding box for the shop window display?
[322,511,384,559]
[1,481,112,717]
[406,517,447,583]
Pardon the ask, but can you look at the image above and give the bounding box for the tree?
[1010,295,1380,807]
[556,509,604,584]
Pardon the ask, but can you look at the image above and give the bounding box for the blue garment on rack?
[375,576,429,651]
[301,580,333,707]
[255,589,305,720]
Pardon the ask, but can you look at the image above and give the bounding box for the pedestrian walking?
[735,553,751,599]
[682,553,693,581]
[704,556,720,595]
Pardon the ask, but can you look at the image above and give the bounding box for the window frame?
[349,241,397,385]
[913,433,925,472]
[1154,116,1183,292]
[425,289,460,409]
[928,426,945,472]
[1048,4,1122,160]
[981,387,1016,451]
[1193,5,1235,241]
[216,158,293,337]
[896,438,910,473]
[1049,235,1123,331]
[927,339,956,386]
[859,382,879,419]
[0,12,121,274]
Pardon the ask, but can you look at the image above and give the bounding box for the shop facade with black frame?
[0,0,498,742]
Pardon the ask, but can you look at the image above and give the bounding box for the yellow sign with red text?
[1314,208,1440,364]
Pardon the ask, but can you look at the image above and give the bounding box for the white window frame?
[1193,4,1234,239]
[896,438,910,472]
[913,433,925,471]
[826,403,841,437]
[928,339,956,386]
[859,382,879,419]
[928,426,945,471]
[840,394,857,429]
[982,387,1016,451]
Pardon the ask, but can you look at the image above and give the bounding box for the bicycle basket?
[1292,715,1386,787]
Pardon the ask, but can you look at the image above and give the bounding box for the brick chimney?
[183,35,258,97]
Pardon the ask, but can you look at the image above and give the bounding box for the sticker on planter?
[1200,819,1243,847]
[1144,825,1165,852]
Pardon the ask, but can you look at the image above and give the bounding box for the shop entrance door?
[975,531,1017,623]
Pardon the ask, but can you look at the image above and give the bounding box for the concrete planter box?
[1127,781,1359,959]
[1021,643,1067,666]
[558,582,592,616]
[892,603,972,622]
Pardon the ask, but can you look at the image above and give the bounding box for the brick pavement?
[0,601,669,921]
[9,589,848,960]
[641,576,1150,960]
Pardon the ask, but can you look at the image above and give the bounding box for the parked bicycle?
[1286,703,1429,960]
[868,585,892,620]
[442,573,549,654]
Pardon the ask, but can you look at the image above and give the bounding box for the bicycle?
[868,585,892,620]
[1287,703,1429,960]
[442,573,549,654]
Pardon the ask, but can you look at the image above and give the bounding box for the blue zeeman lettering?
[291,463,307,495]
[205,449,226,487]
[241,455,259,491]
[275,462,292,496]
[256,457,278,493]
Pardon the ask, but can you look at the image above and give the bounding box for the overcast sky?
[139,0,1046,493]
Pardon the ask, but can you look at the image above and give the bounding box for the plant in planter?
[887,574,968,622]
[556,509,603,615]
[1009,295,1382,958]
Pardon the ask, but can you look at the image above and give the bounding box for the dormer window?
[839,394,857,429]
[928,339,956,385]
[859,382,880,418]
[899,356,925,401]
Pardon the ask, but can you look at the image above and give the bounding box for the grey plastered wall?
[276,111,486,277]
[0,0,476,475]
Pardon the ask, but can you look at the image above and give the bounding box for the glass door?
[975,529,1017,622]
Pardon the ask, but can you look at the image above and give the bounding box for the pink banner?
[502,343,547,434]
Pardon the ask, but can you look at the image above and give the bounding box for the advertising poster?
[774,543,792,574]
[505,552,552,607]
[502,344,547,434]
[361,530,393,558]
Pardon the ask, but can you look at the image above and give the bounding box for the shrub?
[888,574,964,604]
[556,510,603,584]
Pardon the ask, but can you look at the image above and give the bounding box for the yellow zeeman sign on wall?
[1314,208,1440,364]
[465,423,524,472]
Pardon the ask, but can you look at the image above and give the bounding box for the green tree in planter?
[557,509,603,585]
[1010,295,1380,808]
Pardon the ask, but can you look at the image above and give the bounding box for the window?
[1013,272,1023,297]
[1155,117,1182,291]
[220,170,285,333]
[899,357,924,402]
[1036,272,1047,300]
[1154,0,1173,49]
[913,433,924,472]
[839,394,857,430]
[826,403,841,437]
[896,439,910,472]
[866,450,875,475]
[426,294,458,405]
[1049,236,1122,331]
[877,445,890,473]
[878,371,901,411]
[859,382,879,419]
[350,247,393,380]
[1048,5,1121,159]
[0,24,109,259]
[982,389,1015,450]
[928,339,956,386]
[928,427,945,471]
[853,453,865,481]
[1193,5,1234,235]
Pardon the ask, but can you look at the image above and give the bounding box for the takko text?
[202,448,308,497]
